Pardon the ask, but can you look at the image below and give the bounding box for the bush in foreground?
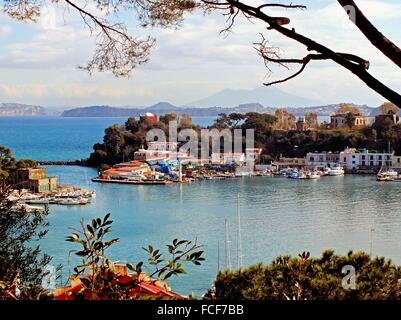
[206,250,401,300]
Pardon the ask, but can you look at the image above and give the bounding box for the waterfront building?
[16,168,57,193]
[340,148,392,170]
[245,148,263,162]
[392,155,401,169]
[306,151,340,168]
[134,148,193,164]
[274,157,306,169]
[147,141,178,151]
[330,113,368,129]
[211,152,246,164]
[101,161,151,180]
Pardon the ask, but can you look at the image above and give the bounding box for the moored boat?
[307,171,321,180]
[328,165,345,176]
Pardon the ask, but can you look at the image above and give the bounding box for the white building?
[245,148,263,162]
[306,151,340,168]
[147,141,178,151]
[339,148,392,170]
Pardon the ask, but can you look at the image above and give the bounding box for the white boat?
[11,203,45,213]
[323,168,331,176]
[289,170,307,179]
[378,168,398,177]
[329,165,345,176]
[58,198,88,205]
[307,171,321,180]
[20,193,42,201]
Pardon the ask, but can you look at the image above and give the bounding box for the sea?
[1,116,401,297]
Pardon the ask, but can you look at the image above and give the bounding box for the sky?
[0,0,400,108]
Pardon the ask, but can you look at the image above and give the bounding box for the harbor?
[37,165,401,297]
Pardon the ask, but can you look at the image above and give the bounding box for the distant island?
[0,103,46,116]
[0,87,389,118]
[61,103,378,118]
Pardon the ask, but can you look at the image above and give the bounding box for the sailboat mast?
[217,240,220,273]
[225,218,232,271]
[237,194,243,269]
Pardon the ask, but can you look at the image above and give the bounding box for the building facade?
[16,168,57,193]
[306,152,340,168]
[330,114,369,129]
[275,157,306,169]
[340,148,392,170]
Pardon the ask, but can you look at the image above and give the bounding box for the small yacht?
[328,165,345,176]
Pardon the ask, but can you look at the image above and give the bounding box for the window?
[370,161,374,166]
[362,161,366,166]
[352,161,356,164]
[398,158,400,164]
[362,155,366,160]
[379,155,382,160]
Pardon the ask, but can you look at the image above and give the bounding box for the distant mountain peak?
[188,86,321,108]
[148,102,179,110]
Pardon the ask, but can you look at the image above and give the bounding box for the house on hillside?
[16,168,57,193]
[330,113,369,129]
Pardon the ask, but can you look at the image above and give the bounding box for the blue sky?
[0,0,400,108]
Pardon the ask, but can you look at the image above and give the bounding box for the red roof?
[54,271,184,300]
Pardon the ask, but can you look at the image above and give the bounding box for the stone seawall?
[38,160,88,166]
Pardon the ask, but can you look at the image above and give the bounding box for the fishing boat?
[328,165,345,176]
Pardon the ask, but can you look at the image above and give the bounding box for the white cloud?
[0,26,11,37]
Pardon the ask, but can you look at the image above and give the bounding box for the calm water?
[0,116,215,161]
[44,166,401,296]
[2,116,401,297]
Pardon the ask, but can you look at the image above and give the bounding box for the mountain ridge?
[60,102,377,118]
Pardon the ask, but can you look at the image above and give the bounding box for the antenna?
[237,194,243,269]
[225,218,232,271]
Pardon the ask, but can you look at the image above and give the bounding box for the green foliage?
[66,214,204,300]
[16,159,38,169]
[379,102,399,115]
[206,250,401,300]
[345,112,356,128]
[0,184,52,299]
[336,103,362,115]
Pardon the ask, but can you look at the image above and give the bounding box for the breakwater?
[38,160,87,166]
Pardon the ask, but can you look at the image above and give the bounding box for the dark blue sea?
[0,116,216,161]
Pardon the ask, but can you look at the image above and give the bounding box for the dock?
[92,178,174,185]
